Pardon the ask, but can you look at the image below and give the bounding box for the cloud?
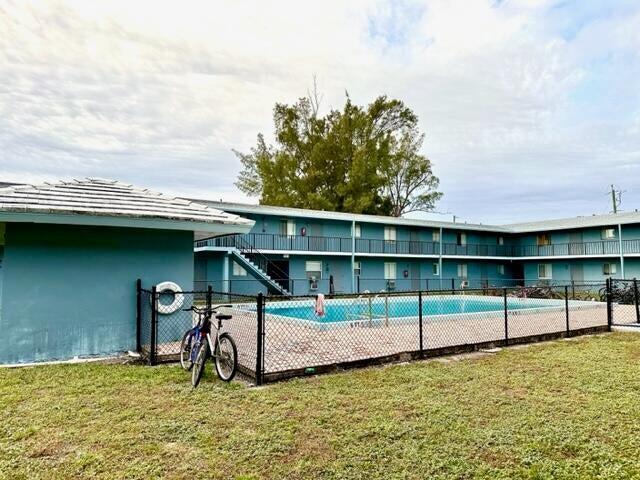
[0,0,639,223]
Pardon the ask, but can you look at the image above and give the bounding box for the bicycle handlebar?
[183,304,233,313]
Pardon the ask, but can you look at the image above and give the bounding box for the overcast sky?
[1,0,639,225]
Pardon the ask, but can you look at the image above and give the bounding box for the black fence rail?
[193,277,607,298]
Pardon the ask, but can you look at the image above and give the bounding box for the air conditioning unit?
[386,280,396,291]
[460,280,469,289]
[309,275,318,291]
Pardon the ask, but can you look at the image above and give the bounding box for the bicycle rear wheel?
[179,330,195,371]
[191,342,208,388]
[214,333,238,382]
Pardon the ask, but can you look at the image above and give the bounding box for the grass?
[1,333,640,480]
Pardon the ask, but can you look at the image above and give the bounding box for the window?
[353,261,361,276]
[497,236,504,245]
[432,263,440,276]
[432,230,441,242]
[497,264,505,275]
[603,263,617,275]
[306,260,322,290]
[602,228,616,239]
[537,234,551,246]
[457,263,468,278]
[384,262,396,280]
[232,261,247,277]
[384,226,396,242]
[280,219,296,237]
[353,223,361,238]
[538,263,552,279]
[457,233,467,246]
[305,260,322,279]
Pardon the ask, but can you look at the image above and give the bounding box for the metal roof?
[190,199,640,234]
[189,199,512,233]
[0,178,254,237]
[504,211,640,233]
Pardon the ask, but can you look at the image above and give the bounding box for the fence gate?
[608,278,640,326]
[137,280,263,384]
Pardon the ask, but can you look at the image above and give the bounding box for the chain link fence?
[139,280,623,384]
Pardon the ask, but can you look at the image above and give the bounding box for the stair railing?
[232,235,290,293]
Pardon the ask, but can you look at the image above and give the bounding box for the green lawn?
[1,334,640,480]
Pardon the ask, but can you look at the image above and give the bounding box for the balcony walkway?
[195,233,640,258]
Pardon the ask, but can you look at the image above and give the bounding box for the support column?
[222,253,230,293]
[618,223,624,278]
[351,220,356,294]
[438,227,443,290]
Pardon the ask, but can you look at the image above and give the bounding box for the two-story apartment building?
[192,201,640,296]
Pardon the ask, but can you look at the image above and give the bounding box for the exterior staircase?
[196,234,291,295]
[230,249,290,296]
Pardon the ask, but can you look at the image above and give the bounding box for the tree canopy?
[235,92,442,216]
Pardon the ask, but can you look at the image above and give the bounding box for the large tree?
[235,92,441,216]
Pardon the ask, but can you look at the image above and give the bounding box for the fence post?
[149,285,157,366]
[571,280,575,300]
[451,278,455,294]
[207,285,212,312]
[503,287,508,345]
[136,278,142,352]
[634,278,640,324]
[564,285,570,334]
[255,292,264,386]
[606,278,612,330]
[418,291,424,355]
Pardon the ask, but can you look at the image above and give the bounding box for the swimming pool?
[262,295,589,325]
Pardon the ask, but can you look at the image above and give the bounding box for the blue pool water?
[265,296,561,323]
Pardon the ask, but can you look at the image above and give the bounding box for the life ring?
[153,281,184,314]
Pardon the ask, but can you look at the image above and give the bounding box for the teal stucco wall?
[0,223,194,364]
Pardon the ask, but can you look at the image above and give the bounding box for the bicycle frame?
[187,306,227,363]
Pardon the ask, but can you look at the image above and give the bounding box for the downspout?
[618,223,624,278]
[351,220,356,294]
[439,226,443,289]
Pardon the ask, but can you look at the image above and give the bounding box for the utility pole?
[609,185,624,214]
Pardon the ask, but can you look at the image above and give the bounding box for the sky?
[1,0,639,225]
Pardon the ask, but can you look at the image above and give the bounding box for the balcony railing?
[196,233,640,258]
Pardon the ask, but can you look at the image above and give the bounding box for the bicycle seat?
[216,314,232,321]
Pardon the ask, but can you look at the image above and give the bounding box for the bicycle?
[179,304,238,386]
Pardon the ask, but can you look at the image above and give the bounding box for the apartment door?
[267,260,290,291]
[570,263,584,283]
[569,231,584,256]
[411,262,420,290]
[307,223,323,251]
[480,263,488,288]
[410,230,420,254]
[512,262,525,286]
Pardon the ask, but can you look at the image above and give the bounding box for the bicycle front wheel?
[214,333,238,382]
[191,342,208,388]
